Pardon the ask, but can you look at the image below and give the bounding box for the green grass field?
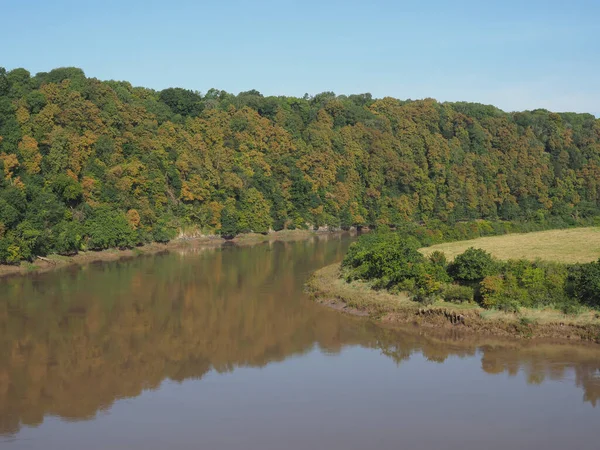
[420,227,600,263]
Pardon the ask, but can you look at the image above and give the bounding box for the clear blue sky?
[3,0,599,115]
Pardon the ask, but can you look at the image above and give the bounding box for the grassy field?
[420,227,600,263]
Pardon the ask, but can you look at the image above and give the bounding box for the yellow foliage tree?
[0,153,19,179]
[18,136,42,174]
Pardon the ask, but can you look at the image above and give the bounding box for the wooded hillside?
[1,66,599,262]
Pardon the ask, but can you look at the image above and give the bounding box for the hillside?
[1,66,600,263]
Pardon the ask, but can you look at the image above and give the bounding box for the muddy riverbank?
[306,264,600,344]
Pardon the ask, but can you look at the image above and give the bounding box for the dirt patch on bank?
[306,264,600,344]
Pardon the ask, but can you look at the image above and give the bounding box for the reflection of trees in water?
[375,328,600,406]
[1,236,599,436]
[480,346,600,406]
[0,237,359,435]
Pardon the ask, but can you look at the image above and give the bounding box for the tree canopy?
[1,66,600,263]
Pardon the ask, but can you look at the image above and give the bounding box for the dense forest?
[1,66,600,263]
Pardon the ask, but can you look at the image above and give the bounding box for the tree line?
[342,226,600,313]
[1,66,600,263]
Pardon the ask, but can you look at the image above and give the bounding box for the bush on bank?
[342,226,600,313]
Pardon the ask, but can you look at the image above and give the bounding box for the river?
[1,234,599,449]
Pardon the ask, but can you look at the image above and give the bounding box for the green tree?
[567,260,600,309]
[85,207,138,250]
[448,248,498,283]
[237,188,273,234]
[220,201,239,239]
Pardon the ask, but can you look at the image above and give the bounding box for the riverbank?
[306,264,600,343]
[0,229,341,279]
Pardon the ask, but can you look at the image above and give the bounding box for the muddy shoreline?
[306,264,600,344]
[0,230,346,279]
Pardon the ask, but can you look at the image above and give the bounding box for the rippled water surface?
[1,234,599,449]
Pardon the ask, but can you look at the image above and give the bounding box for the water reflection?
[0,235,599,438]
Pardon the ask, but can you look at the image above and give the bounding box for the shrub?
[448,247,498,283]
[560,301,584,316]
[410,263,447,303]
[428,250,448,269]
[342,230,424,287]
[519,261,568,307]
[480,274,523,312]
[567,260,600,309]
[442,284,474,303]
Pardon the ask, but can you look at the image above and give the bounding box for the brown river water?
[0,234,599,450]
